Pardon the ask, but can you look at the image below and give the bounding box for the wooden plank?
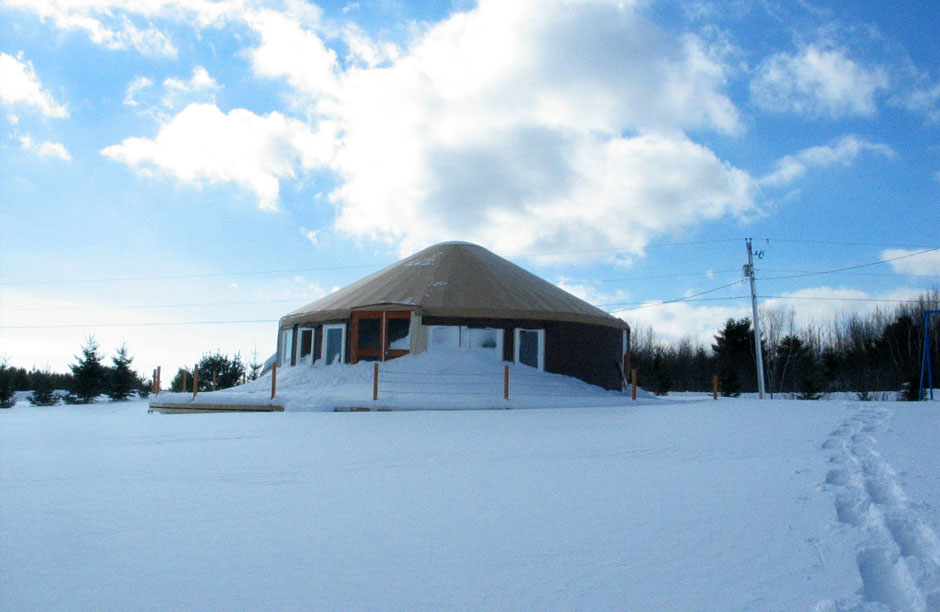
[149,402,284,414]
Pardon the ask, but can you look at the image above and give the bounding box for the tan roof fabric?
[280,242,628,330]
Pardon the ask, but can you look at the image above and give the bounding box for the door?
[350,311,411,363]
[321,324,346,365]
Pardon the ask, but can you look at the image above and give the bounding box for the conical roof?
[281,242,628,330]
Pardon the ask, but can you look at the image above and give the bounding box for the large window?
[427,326,502,359]
[351,311,411,362]
[514,328,544,371]
[321,324,346,365]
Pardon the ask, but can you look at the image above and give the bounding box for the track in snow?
[818,405,940,611]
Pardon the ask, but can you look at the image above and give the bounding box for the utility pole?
[744,239,766,399]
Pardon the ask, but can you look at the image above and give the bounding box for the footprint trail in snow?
[817,404,940,611]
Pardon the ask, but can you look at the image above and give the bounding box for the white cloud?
[101,103,333,210]
[0,52,68,118]
[761,135,895,187]
[95,0,755,254]
[751,44,888,118]
[246,7,340,99]
[624,300,751,346]
[895,82,940,124]
[881,248,940,276]
[19,134,72,160]
[123,76,154,106]
[162,66,220,108]
[761,286,927,327]
[313,0,750,257]
[2,0,248,57]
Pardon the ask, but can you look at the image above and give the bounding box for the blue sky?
[1,0,938,378]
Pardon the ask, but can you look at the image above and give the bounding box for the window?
[351,311,411,362]
[280,328,294,366]
[321,324,346,365]
[388,317,411,350]
[300,329,313,360]
[514,328,544,371]
[427,326,502,358]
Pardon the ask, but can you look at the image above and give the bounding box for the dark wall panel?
[544,321,624,391]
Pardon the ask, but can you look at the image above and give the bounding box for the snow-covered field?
[2,397,938,611]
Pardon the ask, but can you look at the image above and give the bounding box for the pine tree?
[196,351,246,391]
[1,362,17,408]
[712,318,753,397]
[69,336,107,403]
[651,346,671,396]
[108,344,138,401]
[28,370,59,406]
[247,348,263,381]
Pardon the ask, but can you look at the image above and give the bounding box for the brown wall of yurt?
[544,321,623,391]
[420,315,623,391]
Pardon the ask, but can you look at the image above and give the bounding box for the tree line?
[0,339,263,407]
[629,289,939,400]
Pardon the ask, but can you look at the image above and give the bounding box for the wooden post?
[504,364,509,400]
[152,369,157,394]
[631,368,638,401]
[192,366,199,399]
[242,372,247,385]
[373,363,379,401]
[271,363,277,399]
[182,370,188,393]
[212,371,217,391]
[713,374,719,400]
[155,366,161,394]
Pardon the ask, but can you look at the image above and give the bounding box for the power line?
[1,299,304,312]
[761,238,940,249]
[605,279,746,312]
[757,269,939,279]
[0,264,385,287]
[761,247,940,282]
[0,319,279,330]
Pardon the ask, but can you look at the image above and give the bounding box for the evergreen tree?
[108,344,138,401]
[28,370,59,406]
[247,348,263,382]
[196,351,246,391]
[651,346,671,396]
[69,336,107,403]
[0,361,17,408]
[712,318,754,396]
[136,374,152,398]
[170,368,193,392]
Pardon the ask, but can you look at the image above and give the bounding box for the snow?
[150,349,648,411]
[2,394,938,611]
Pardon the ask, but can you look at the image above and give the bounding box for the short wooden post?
[182,370,188,393]
[631,368,638,401]
[712,374,719,400]
[152,369,157,393]
[192,365,199,399]
[373,363,379,401]
[504,364,509,400]
[212,371,217,391]
[155,366,161,394]
[271,363,277,399]
[242,372,247,385]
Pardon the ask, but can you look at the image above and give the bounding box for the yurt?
[277,242,630,390]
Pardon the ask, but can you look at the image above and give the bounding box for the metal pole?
[746,239,766,399]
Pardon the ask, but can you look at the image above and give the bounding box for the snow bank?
[151,349,653,411]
